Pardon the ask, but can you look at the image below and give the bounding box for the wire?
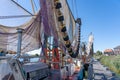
[75,0,78,18]
[33,0,38,11]
[72,0,74,17]
[11,0,33,15]
[8,73,12,80]
[0,15,36,19]
[66,0,76,21]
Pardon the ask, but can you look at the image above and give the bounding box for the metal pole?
[17,28,24,56]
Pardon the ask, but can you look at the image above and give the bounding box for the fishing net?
[0,12,41,54]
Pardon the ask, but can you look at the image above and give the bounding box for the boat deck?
[68,73,78,80]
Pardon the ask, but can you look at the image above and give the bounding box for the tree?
[95,50,103,55]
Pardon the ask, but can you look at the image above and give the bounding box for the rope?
[8,73,13,80]
[31,0,36,14]
[75,0,78,18]
[33,0,38,11]
[72,0,74,18]
[0,15,36,19]
[11,0,33,15]
[66,0,76,21]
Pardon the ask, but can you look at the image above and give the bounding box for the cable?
[75,0,78,18]
[0,15,36,19]
[72,0,74,17]
[11,0,33,15]
[33,0,38,11]
[66,0,75,21]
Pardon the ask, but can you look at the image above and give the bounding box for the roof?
[104,49,113,53]
[114,46,120,49]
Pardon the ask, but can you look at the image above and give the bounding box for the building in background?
[104,49,114,56]
[114,46,120,55]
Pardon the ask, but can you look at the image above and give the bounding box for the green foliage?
[100,55,120,76]
[94,50,103,60]
[95,50,103,55]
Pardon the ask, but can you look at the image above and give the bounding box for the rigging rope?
[11,0,33,15]
[0,15,36,19]
[66,0,76,21]
[72,0,74,18]
[75,0,78,18]
[33,0,38,11]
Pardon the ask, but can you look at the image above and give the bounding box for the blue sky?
[68,0,120,52]
[0,0,120,52]
[0,0,39,26]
